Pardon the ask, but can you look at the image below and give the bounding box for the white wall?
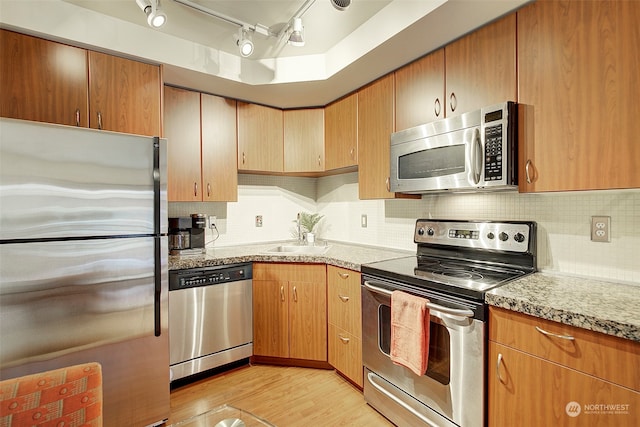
[169,173,640,285]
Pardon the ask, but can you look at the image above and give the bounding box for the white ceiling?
[0,0,531,108]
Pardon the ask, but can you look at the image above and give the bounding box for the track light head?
[288,17,305,47]
[235,27,254,57]
[136,0,167,28]
[330,0,351,11]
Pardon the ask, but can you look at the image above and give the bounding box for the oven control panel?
[415,220,534,253]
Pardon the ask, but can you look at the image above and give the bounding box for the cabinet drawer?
[489,307,640,390]
[328,323,363,388]
[327,266,361,337]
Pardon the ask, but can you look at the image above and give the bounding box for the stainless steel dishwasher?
[169,263,253,382]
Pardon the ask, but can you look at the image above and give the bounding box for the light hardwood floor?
[167,364,393,426]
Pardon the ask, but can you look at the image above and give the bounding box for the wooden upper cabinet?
[324,93,358,170]
[88,51,161,136]
[201,94,238,201]
[163,86,202,202]
[0,29,88,127]
[237,102,283,173]
[517,0,640,192]
[284,108,325,173]
[395,49,445,131]
[444,14,517,117]
[357,74,396,199]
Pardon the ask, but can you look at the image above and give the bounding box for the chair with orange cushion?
[0,362,102,427]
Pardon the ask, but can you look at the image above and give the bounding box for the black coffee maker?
[168,214,206,254]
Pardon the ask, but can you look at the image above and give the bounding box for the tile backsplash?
[170,173,640,285]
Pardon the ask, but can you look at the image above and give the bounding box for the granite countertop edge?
[170,242,640,343]
[486,272,640,342]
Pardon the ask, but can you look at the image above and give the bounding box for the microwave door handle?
[471,128,482,185]
[363,281,475,318]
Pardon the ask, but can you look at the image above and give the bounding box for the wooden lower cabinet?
[327,266,363,387]
[488,307,640,427]
[488,342,640,427]
[252,263,327,362]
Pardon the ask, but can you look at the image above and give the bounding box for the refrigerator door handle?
[153,137,162,337]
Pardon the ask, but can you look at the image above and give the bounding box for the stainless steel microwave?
[390,101,518,194]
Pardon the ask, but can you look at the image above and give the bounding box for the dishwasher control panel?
[169,263,252,290]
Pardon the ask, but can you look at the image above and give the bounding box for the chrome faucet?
[296,212,303,245]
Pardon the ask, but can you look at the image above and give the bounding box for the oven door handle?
[367,372,441,427]
[363,281,475,318]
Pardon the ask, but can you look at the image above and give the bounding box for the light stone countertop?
[170,242,640,343]
[486,273,640,342]
[168,241,413,272]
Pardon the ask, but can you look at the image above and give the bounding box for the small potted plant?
[295,212,324,244]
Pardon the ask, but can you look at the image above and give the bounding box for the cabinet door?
[289,275,327,361]
[395,49,445,131]
[0,30,88,127]
[489,342,640,427]
[357,74,395,199]
[252,279,289,358]
[518,0,640,192]
[284,109,325,173]
[445,14,516,117]
[163,86,202,202]
[324,93,358,170]
[88,51,161,136]
[201,94,238,201]
[237,102,283,172]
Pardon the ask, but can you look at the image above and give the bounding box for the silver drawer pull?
[338,335,350,344]
[338,272,350,279]
[535,326,575,341]
[338,295,349,302]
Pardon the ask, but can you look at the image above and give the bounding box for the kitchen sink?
[263,244,331,255]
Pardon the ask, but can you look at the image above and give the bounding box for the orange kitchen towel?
[390,290,430,376]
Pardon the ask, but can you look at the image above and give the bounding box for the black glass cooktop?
[362,255,527,298]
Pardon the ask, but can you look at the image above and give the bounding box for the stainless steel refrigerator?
[0,118,170,426]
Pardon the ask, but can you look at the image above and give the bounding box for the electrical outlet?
[255,215,263,227]
[208,216,217,229]
[361,214,368,228]
[591,216,610,242]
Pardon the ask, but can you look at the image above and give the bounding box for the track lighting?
[288,18,305,47]
[235,27,254,57]
[330,0,351,11]
[136,0,167,28]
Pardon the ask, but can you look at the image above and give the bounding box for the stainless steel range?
[361,219,536,427]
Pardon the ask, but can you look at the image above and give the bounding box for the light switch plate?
[361,214,367,228]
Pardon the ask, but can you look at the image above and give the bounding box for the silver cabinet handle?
[75,109,80,127]
[338,335,350,344]
[193,182,198,197]
[338,272,349,279]
[535,326,575,341]
[207,183,211,198]
[363,281,475,318]
[293,286,298,302]
[97,111,103,130]
[242,152,246,165]
[318,155,321,166]
[349,148,355,159]
[434,98,441,117]
[386,177,390,192]
[449,92,457,112]
[496,353,506,384]
[338,295,349,303]
[367,373,440,427]
[280,285,285,302]
[525,160,533,184]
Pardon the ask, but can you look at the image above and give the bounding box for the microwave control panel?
[484,124,503,181]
